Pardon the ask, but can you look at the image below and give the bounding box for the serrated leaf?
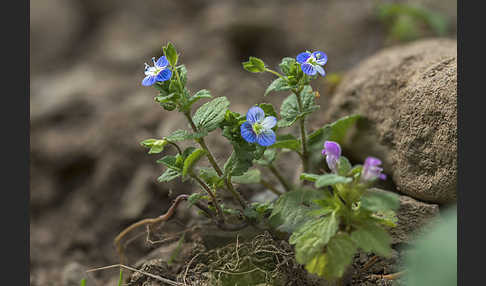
[199,168,224,188]
[278,87,318,128]
[320,233,357,280]
[300,173,321,183]
[361,189,400,213]
[290,212,340,264]
[279,57,297,75]
[165,129,207,142]
[264,78,291,96]
[182,148,206,178]
[157,168,181,182]
[315,174,352,188]
[164,42,178,67]
[193,97,230,132]
[231,168,261,184]
[269,189,324,233]
[351,221,393,257]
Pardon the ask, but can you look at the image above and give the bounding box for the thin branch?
[268,164,293,192]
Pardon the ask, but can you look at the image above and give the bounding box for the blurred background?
[30,0,456,284]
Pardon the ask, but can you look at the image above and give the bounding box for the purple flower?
[142,56,172,86]
[361,157,387,182]
[296,51,328,76]
[240,106,277,147]
[322,141,341,173]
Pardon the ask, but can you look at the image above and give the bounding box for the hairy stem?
[265,68,285,79]
[192,174,225,221]
[268,164,293,192]
[184,112,247,209]
[293,87,309,173]
[167,141,182,155]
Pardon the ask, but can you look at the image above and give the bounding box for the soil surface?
[30,0,456,285]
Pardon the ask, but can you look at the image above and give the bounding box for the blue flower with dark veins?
[142,56,172,86]
[322,141,341,173]
[296,51,328,76]
[361,157,387,182]
[240,106,277,147]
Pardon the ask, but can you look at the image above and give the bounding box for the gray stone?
[324,39,457,204]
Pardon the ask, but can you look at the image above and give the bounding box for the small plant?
[115,42,400,282]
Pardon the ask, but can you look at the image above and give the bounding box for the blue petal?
[246,106,265,124]
[301,63,317,76]
[312,51,328,65]
[156,69,172,82]
[314,65,326,76]
[240,121,256,143]
[155,56,169,68]
[261,116,277,129]
[296,52,311,64]
[142,75,156,86]
[256,130,276,147]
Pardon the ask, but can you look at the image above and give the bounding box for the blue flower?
[296,51,328,76]
[361,157,387,182]
[322,141,341,173]
[240,106,277,147]
[142,56,172,86]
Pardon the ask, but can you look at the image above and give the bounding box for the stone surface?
[324,38,457,204]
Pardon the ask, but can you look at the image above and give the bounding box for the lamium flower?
[296,51,328,76]
[142,56,172,86]
[361,157,387,182]
[240,106,277,147]
[322,141,341,173]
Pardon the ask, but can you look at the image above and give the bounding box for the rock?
[392,193,440,244]
[324,39,457,204]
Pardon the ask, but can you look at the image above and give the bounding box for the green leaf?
[315,174,352,188]
[320,233,357,280]
[308,125,332,146]
[264,78,291,96]
[350,221,393,257]
[188,89,212,106]
[156,155,180,171]
[258,103,278,118]
[164,42,178,67]
[308,114,361,150]
[279,57,298,76]
[182,148,206,178]
[199,168,224,188]
[157,168,181,182]
[149,141,168,154]
[254,148,277,166]
[269,139,301,152]
[290,212,340,264]
[177,65,187,86]
[300,85,319,114]
[278,87,319,128]
[231,168,261,184]
[165,129,207,142]
[361,189,400,213]
[193,97,230,132]
[337,156,352,176]
[300,173,321,183]
[242,56,266,73]
[269,189,324,233]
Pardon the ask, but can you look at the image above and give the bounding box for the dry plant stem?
[114,194,189,262]
[184,112,247,209]
[86,264,184,286]
[260,178,283,195]
[292,87,309,173]
[360,255,379,273]
[375,270,406,280]
[268,164,293,192]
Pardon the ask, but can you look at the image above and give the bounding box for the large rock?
[324,39,457,204]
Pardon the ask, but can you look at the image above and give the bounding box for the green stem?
[192,174,225,222]
[166,141,182,155]
[268,164,293,192]
[292,87,309,172]
[260,178,283,196]
[184,112,247,209]
[265,68,285,79]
